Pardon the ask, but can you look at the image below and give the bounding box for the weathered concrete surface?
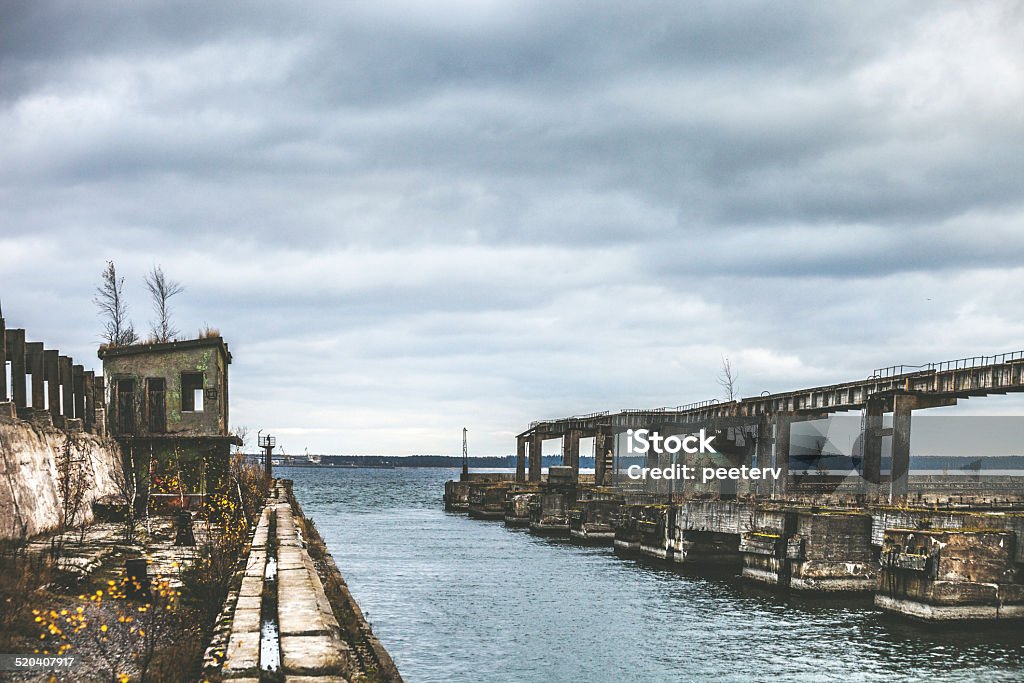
[530,493,571,536]
[222,507,271,679]
[0,416,123,540]
[876,528,1024,620]
[214,483,402,681]
[504,490,539,527]
[274,500,352,677]
[468,482,513,520]
[570,495,621,543]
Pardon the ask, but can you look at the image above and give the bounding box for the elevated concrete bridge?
[515,350,1024,501]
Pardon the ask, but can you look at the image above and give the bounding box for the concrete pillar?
[25,342,45,410]
[862,396,884,486]
[772,414,793,498]
[59,355,73,418]
[562,429,581,482]
[0,313,7,402]
[755,415,772,496]
[84,371,96,432]
[529,433,543,482]
[890,393,916,501]
[44,350,61,423]
[516,435,527,482]
[94,375,107,436]
[594,429,608,486]
[6,329,27,408]
[73,364,85,419]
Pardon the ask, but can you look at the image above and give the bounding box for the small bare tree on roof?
[145,264,184,343]
[718,355,739,401]
[95,261,139,346]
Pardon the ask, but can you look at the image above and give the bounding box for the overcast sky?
[2,1,1024,456]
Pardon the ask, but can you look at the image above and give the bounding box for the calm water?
[284,466,1024,682]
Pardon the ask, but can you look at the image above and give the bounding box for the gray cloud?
[2,1,1023,453]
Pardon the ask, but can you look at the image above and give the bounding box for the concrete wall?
[0,413,123,541]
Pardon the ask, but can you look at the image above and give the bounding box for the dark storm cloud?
[2,1,1023,452]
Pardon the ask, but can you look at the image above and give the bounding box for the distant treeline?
[258,454,597,468]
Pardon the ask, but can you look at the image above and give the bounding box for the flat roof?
[98,336,231,363]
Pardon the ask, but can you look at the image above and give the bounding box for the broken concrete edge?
[281,480,404,683]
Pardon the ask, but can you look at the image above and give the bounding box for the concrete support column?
[562,429,581,482]
[94,376,107,436]
[0,313,7,402]
[594,429,608,486]
[44,350,61,423]
[59,355,73,419]
[891,393,916,501]
[7,329,27,408]
[862,396,884,486]
[529,434,543,482]
[84,371,96,432]
[515,435,527,482]
[755,415,772,496]
[26,342,45,410]
[72,364,85,420]
[772,414,793,498]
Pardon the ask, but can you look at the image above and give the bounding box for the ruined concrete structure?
[98,335,240,499]
[2,304,105,433]
[1,309,122,540]
[448,350,1024,622]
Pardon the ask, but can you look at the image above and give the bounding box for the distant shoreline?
[246,454,597,469]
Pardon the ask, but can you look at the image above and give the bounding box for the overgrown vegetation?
[2,448,271,681]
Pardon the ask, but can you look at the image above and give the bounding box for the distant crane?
[462,427,469,476]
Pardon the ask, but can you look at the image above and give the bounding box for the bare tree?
[717,355,739,401]
[94,261,138,346]
[145,264,184,343]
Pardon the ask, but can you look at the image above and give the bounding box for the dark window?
[116,378,136,434]
[146,378,166,432]
[181,372,204,412]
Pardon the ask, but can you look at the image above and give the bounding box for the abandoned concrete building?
[98,335,241,503]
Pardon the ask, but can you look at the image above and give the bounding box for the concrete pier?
[876,528,1024,620]
[215,482,402,681]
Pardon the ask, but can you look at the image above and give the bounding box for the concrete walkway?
[222,484,353,681]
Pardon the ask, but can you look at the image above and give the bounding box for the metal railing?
[620,398,719,415]
[872,350,1024,379]
[529,410,610,428]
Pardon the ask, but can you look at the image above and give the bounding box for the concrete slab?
[231,607,261,635]
[280,634,349,676]
[223,630,260,677]
[235,595,261,612]
[239,574,264,598]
